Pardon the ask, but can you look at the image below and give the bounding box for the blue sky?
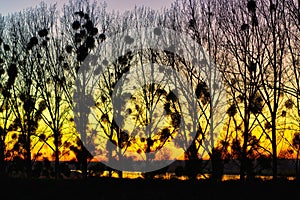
[0,0,175,15]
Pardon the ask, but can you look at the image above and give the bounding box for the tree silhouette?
[31,3,78,179]
[169,0,229,180]
[292,132,300,179]
[61,0,110,179]
[282,1,300,180]
[3,8,51,179]
[92,7,190,177]
[216,0,291,181]
[0,15,18,177]
[255,0,289,180]
[0,0,299,182]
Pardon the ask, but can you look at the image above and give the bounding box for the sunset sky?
[0,0,175,15]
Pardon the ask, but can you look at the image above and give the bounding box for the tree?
[217,0,270,181]
[91,6,191,177]
[61,0,109,179]
[4,8,49,178]
[0,14,18,177]
[255,0,290,180]
[292,132,300,178]
[283,0,300,136]
[32,2,78,179]
[168,0,228,179]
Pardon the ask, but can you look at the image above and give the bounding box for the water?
[94,171,297,181]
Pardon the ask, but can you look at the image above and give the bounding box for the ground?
[1,177,300,200]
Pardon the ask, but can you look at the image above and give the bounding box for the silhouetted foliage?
[195,81,210,105]
[247,0,257,13]
[38,28,48,37]
[227,104,237,117]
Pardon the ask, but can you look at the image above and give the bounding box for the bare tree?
[30,2,80,179]
[61,0,110,179]
[217,0,270,181]
[167,0,228,179]
[279,0,300,179]
[4,7,49,178]
[0,14,19,177]
[255,0,290,180]
[90,6,187,178]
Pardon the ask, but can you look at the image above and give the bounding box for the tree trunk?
[26,134,32,179]
[82,153,88,179]
[240,111,250,181]
[272,113,278,181]
[296,150,299,179]
[0,140,5,177]
[54,130,60,179]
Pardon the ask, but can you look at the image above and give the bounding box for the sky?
[0,0,175,16]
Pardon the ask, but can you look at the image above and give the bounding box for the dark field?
[2,177,300,200]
